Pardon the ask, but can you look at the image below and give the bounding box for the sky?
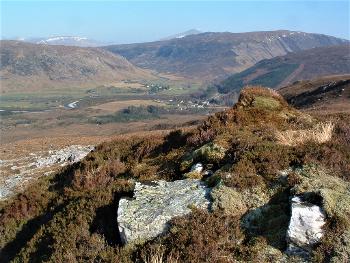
[1,1,349,44]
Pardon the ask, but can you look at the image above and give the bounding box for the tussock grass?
[275,122,334,146]
[141,245,178,263]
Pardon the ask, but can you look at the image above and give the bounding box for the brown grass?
[141,245,179,263]
[275,122,334,146]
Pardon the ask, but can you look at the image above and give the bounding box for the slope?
[1,87,349,262]
[279,75,350,113]
[0,40,155,93]
[104,30,348,81]
[217,45,350,93]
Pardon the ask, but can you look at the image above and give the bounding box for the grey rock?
[117,179,211,244]
[35,145,94,167]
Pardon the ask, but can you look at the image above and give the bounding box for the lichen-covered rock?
[292,166,350,221]
[211,184,247,217]
[193,142,227,163]
[290,165,350,261]
[117,179,211,244]
[286,196,326,256]
[180,143,227,172]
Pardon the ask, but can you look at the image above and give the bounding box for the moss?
[211,184,247,217]
[179,156,193,172]
[241,188,290,250]
[253,96,281,110]
[183,171,203,180]
[193,142,227,164]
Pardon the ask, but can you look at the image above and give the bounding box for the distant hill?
[104,30,348,81]
[0,40,154,92]
[159,29,202,41]
[217,45,350,94]
[15,36,105,47]
[279,75,350,113]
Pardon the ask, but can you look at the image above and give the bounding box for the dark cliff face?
[104,30,348,81]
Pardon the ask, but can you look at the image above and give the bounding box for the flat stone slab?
[117,179,211,244]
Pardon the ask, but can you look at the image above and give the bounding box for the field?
[90,99,166,112]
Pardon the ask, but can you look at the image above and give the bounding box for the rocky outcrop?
[286,196,326,257]
[117,179,211,244]
[35,145,94,167]
[0,145,94,200]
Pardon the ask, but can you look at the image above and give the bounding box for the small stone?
[191,163,203,173]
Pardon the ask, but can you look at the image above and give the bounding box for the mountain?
[17,36,104,47]
[0,40,154,92]
[1,87,349,262]
[159,29,202,41]
[103,30,348,81]
[279,75,350,113]
[217,45,350,93]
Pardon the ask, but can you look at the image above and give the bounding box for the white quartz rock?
[286,196,326,255]
[191,163,204,173]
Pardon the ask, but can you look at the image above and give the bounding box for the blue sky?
[1,1,349,44]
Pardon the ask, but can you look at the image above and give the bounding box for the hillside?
[0,41,154,92]
[104,30,348,81]
[1,87,349,262]
[279,75,350,113]
[217,45,350,93]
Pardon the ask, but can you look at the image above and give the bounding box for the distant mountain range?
[103,30,348,81]
[217,45,350,93]
[13,36,104,47]
[1,30,349,93]
[10,29,203,47]
[0,40,154,92]
[159,29,202,41]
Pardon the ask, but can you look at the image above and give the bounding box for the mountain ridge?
[216,44,350,94]
[103,30,348,81]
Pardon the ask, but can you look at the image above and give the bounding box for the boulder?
[286,196,326,256]
[117,179,211,244]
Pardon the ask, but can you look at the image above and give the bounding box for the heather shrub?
[135,209,246,263]
[1,86,350,262]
